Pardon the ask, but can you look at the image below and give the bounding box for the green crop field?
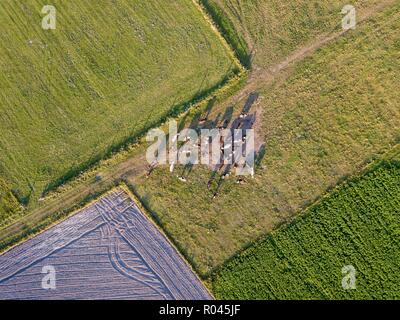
[211,160,400,299]
[0,0,237,221]
[131,2,400,275]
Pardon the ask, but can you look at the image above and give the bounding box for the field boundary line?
[218,0,399,108]
[0,187,122,256]
[207,143,400,278]
[119,183,216,297]
[0,187,213,299]
[192,0,247,70]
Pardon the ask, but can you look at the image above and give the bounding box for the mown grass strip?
[197,0,251,68]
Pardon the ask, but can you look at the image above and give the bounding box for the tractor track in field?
[0,191,211,299]
[0,0,396,254]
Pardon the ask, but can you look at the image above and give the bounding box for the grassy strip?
[119,183,215,298]
[0,179,22,228]
[40,67,248,203]
[210,0,388,69]
[41,71,240,196]
[0,180,120,255]
[197,0,251,68]
[211,159,400,299]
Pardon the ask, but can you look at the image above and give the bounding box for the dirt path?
[222,0,397,107]
[0,0,395,252]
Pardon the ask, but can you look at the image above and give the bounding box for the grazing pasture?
[202,0,385,68]
[0,190,211,300]
[211,161,400,299]
[0,0,237,210]
[131,2,400,274]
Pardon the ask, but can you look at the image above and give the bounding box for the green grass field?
[131,2,400,274]
[203,0,383,69]
[0,179,22,227]
[211,160,400,299]
[0,0,237,214]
